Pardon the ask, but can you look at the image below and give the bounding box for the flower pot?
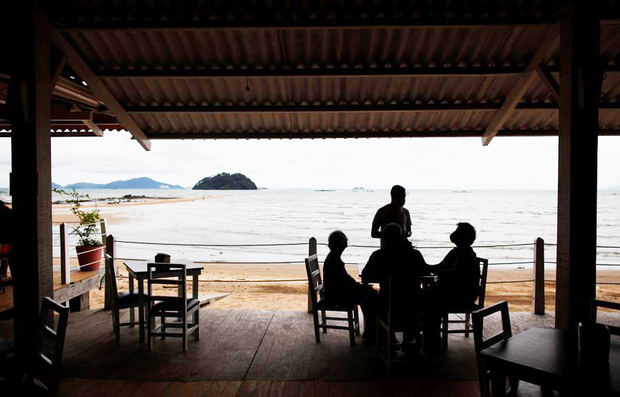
[76,245,104,271]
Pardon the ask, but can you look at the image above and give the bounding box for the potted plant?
[54,189,104,271]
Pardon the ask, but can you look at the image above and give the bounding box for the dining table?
[123,259,204,342]
[479,327,620,396]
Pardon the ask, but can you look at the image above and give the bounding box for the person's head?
[390,185,406,207]
[328,230,348,254]
[382,223,403,249]
[450,222,476,247]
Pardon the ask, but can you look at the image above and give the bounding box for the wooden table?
[480,327,620,395]
[123,259,204,342]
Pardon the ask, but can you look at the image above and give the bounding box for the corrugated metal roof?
[21,1,620,140]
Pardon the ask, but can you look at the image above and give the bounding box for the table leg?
[491,369,507,397]
[128,274,135,327]
[193,274,199,340]
[138,277,145,343]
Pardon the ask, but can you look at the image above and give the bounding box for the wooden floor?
[57,308,564,396]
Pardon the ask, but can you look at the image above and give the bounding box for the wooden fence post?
[99,218,107,245]
[60,223,70,285]
[104,234,115,310]
[308,237,317,313]
[533,237,545,314]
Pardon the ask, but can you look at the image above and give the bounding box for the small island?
[193,173,257,190]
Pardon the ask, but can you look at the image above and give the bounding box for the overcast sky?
[0,132,619,190]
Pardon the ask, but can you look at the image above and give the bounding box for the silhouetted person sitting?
[371,185,412,241]
[362,223,427,347]
[323,230,378,341]
[427,222,480,309]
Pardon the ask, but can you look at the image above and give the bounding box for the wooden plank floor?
[60,379,480,396]
[58,308,578,396]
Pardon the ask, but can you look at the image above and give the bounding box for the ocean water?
[50,189,620,268]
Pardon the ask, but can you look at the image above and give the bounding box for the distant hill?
[61,177,183,189]
[193,173,257,190]
[51,182,63,189]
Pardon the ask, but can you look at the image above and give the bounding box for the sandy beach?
[83,262,619,313]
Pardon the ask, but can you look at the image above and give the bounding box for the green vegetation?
[193,173,257,190]
[53,188,102,247]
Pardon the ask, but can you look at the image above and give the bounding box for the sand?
[85,262,620,313]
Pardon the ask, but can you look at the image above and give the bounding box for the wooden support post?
[555,0,601,331]
[99,218,107,246]
[69,292,90,312]
[533,237,545,315]
[8,6,53,364]
[60,223,71,285]
[104,234,115,310]
[308,237,317,313]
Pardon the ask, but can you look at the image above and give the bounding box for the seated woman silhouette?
[323,230,378,341]
[428,222,480,309]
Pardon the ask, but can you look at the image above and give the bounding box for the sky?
[0,132,619,190]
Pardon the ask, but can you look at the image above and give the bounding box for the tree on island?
[193,173,257,190]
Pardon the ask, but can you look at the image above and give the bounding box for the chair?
[305,254,360,347]
[590,299,620,335]
[146,263,200,352]
[0,297,69,395]
[376,277,419,371]
[105,254,143,342]
[440,257,488,350]
[0,244,11,294]
[472,301,513,397]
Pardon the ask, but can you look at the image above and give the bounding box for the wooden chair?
[376,277,418,371]
[105,254,143,342]
[590,299,620,335]
[472,301,512,397]
[305,254,360,347]
[146,263,200,352]
[441,257,488,350]
[34,297,70,396]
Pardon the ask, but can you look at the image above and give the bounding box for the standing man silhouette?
[371,185,412,240]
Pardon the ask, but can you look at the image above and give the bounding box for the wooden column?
[8,6,54,362]
[555,0,601,331]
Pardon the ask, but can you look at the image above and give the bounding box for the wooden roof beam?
[481,27,560,146]
[48,21,151,150]
[143,128,620,140]
[98,65,529,79]
[95,64,619,79]
[56,16,558,32]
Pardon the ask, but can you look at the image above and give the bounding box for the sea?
[42,189,620,269]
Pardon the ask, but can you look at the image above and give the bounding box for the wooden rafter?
[481,27,560,146]
[536,65,560,102]
[50,49,67,90]
[123,102,620,114]
[48,21,151,150]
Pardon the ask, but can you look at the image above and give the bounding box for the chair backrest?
[37,296,70,395]
[590,299,620,336]
[147,263,188,308]
[472,300,512,353]
[476,257,489,307]
[104,254,118,305]
[305,254,323,309]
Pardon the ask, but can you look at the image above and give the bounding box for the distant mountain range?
[54,177,183,190]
